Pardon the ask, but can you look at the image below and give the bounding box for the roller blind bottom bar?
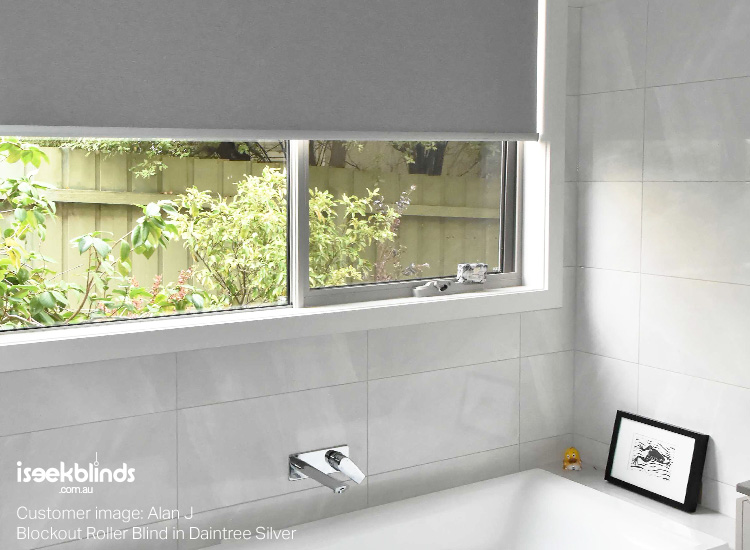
[0,126,540,143]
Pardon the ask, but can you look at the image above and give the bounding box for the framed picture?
[605,411,709,513]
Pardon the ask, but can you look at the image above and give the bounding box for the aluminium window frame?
[289,140,523,308]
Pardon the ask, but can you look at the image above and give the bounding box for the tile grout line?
[517,314,522,472]
[574,72,750,97]
[366,330,370,509]
[579,348,750,392]
[636,1,650,415]
[577,265,750,290]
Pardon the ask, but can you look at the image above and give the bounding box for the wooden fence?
[0,149,501,291]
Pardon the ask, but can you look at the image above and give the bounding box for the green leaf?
[119,241,131,262]
[189,293,205,309]
[38,291,56,309]
[132,225,145,249]
[92,238,112,258]
[78,235,94,254]
[14,208,27,222]
[16,268,30,284]
[146,203,161,217]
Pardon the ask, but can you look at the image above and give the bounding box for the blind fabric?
[0,0,538,138]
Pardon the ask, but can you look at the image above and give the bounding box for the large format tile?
[644,77,750,182]
[178,383,366,513]
[573,433,611,470]
[0,413,176,550]
[576,268,640,363]
[574,352,638,444]
[647,0,750,86]
[178,485,367,550]
[0,355,175,436]
[177,332,366,408]
[578,89,645,182]
[577,181,642,272]
[701,478,738,518]
[639,366,750,488]
[566,97,579,181]
[368,446,519,508]
[521,268,576,357]
[520,434,573,470]
[520,352,575,443]
[567,7,581,96]
[642,181,750,285]
[640,275,750,389]
[579,0,648,94]
[564,182,578,267]
[368,315,519,379]
[368,360,519,474]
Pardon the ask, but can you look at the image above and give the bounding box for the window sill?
[0,282,561,372]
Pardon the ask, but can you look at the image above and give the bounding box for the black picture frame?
[605,411,709,513]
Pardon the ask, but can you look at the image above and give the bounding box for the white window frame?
[0,0,567,372]
[291,140,523,308]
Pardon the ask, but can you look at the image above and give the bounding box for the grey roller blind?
[0,0,538,139]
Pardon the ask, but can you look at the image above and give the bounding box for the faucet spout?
[289,456,348,494]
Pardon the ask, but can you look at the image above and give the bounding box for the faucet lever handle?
[326,450,365,484]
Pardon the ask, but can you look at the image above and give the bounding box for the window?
[303,141,520,305]
[0,137,519,331]
[0,138,288,331]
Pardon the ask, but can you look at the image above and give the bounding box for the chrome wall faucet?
[289,445,365,494]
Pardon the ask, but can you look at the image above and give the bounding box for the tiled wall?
[569,0,750,517]
[1,287,576,549]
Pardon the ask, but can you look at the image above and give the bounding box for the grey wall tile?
[644,78,750,182]
[368,446,518,508]
[574,352,637,444]
[0,413,176,550]
[700,478,738,518]
[566,97,579,182]
[567,8,581,96]
[572,433,610,470]
[178,383,366,513]
[520,352,574,443]
[577,181,642,272]
[520,434,573,470]
[521,268,576,357]
[368,360,519,474]
[177,333,366,408]
[579,0,648,94]
[564,182,579,268]
[642,181,750,285]
[576,268,640,363]
[640,275,750,389]
[0,355,175,437]
[368,315,519,379]
[579,89,645,182]
[647,0,750,86]
[177,485,366,550]
[639,366,750,488]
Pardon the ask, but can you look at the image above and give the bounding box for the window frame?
[291,140,523,308]
[0,0,567,370]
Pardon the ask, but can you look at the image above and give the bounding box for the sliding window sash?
[288,140,522,308]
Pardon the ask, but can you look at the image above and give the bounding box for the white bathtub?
[223,469,728,550]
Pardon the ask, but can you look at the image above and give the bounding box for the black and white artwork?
[605,411,709,513]
[628,435,674,481]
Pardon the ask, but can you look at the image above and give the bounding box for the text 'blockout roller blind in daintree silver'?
[0,0,538,139]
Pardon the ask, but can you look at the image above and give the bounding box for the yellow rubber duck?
[563,447,582,471]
